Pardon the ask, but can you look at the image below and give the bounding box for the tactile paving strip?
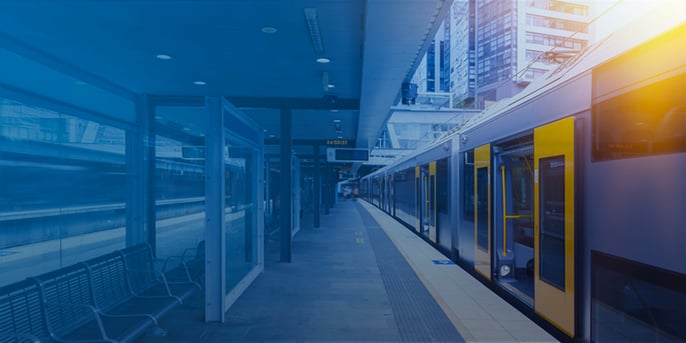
[357,205,465,343]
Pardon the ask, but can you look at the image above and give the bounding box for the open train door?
[534,117,575,337]
[474,144,491,280]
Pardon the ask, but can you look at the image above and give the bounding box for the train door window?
[415,167,421,232]
[592,251,686,342]
[539,155,566,290]
[463,151,475,221]
[476,167,489,251]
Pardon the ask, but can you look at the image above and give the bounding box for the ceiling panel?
[0,0,451,162]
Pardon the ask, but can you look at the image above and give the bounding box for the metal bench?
[0,243,200,342]
[0,279,52,343]
[118,244,200,303]
[31,263,157,343]
[162,240,205,286]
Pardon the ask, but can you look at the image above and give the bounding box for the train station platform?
[139,200,557,342]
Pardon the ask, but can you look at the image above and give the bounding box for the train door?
[378,176,384,209]
[389,174,395,216]
[474,144,491,280]
[427,162,437,243]
[493,143,535,306]
[534,117,575,337]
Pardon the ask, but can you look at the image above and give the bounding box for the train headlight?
[500,264,511,277]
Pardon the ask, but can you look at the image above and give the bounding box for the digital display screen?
[329,148,368,162]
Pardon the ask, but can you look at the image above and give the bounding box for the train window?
[476,167,489,251]
[593,72,686,161]
[592,251,686,342]
[539,155,566,291]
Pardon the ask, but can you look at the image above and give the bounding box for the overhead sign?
[326,148,369,162]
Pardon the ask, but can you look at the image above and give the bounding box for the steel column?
[280,108,292,262]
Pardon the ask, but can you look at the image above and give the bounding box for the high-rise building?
[411,21,451,94]
[450,0,477,108]
[474,0,592,108]
[417,0,593,109]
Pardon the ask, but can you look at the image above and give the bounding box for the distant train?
[360,8,686,343]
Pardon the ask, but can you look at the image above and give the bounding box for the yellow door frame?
[474,144,491,280]
[534,117,575,337]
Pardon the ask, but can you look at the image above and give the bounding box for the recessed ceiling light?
[316,57,331,64]
[330,109,339,113]
[263,129,268,132]
[156,54,172,60]
[269,134,276,138]
[338,136,343,139]
[333,119,341,123]
[193,81,206,86]
[183,127,191,131]
[261,26,277,34]
[327,83,335,89]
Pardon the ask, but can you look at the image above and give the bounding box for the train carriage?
[361,6,686,342]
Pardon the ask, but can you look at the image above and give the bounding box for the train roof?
[459,1,686,134]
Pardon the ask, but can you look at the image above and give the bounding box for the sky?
[593,0,669,39]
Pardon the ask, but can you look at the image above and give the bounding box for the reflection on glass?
[225,142,257,292]
[0,97,126,286]
[539,155,566,290]
[593,252,686,342]
[476,167,489,251]
[154,108,206,267]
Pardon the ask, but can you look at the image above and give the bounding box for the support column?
[280,108,292,263]
[313,144,320,228]
[205,96,225,322]
[126,95,150,247]
[324,165,329,215]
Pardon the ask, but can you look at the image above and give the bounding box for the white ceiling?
[0,0,451,159]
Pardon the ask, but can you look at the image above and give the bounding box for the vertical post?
[280,108,292,263]
[145,100,157,251]
[324,165,329,215]
[126,95,150,247]
[205,96,225,322]
[265,157,271,216]
[313,144,320,228]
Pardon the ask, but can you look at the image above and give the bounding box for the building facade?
[418,0,592,109]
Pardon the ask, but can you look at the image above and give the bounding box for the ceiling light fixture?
[193,81,206,86]
[156,54,172,60]
[333,119,341,123]
[327,83,335,89]
[316,57,331,64]
[304,8,324,55]
[261,26,277,34]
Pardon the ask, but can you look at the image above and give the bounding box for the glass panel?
[225,142,257,292]
[476,167,489,251]
[539,155,566,290]
[154,106,205,269]
[462,152,475,221]
[592,252,686,342]
[0,97,126,287]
